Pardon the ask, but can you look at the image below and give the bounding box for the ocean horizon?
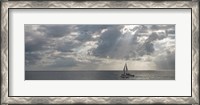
[25,70,175,80]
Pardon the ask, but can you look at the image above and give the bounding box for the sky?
[25,24,175,71]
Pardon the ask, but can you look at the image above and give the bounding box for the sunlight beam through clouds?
[25,24,175,71]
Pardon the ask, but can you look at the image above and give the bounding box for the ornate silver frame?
[1,1,199,105]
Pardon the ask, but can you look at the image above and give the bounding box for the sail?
[125,63,128,73]
[123,63,128,75]
[121,63,134,78]
[123,64,126,74]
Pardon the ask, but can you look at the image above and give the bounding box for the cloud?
[38,25,73,37]
[154,50,175,69]
[55,41,80,52]
[25,25,79,65]
[25,52,42,65]
[150,24,175,30]
[49,57,77,68]
[25,35,47,52]
[93,26,122,58]
[74,25,115,42]
[25,25,49,65]
[153,37,175,70]
[25,24,175,71]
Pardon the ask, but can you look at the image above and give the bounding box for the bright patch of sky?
[25,24,175,71]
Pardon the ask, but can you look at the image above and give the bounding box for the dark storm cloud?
[135,27,171,57]
[25,25,49,65]
[144,42,154,53]
[25,52,42,65]
[150,25,175,30]
[167,29,175,34]
[25,25,49,52]
[93,26,122,58]
[148,31,167,41]
[75,32,92,42]
[76,25,108,33]
[92,24,175,61]
[55,41,80,52]
[24,24,112,67]
[75,25,115,42]
[91,24,175,70]
[25,25,78,65]
[38,25,73,37]
[137,25,149,33]
[25,24,175,70]
[25,35,47,52]
[138,31,167,55]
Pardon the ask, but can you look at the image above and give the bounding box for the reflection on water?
[25,71,175,80]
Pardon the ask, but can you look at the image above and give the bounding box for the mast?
[125,63,128,74]
[123,63,126,75]
[121,62,134,78]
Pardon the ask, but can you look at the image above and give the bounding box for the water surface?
[25,70,175,80]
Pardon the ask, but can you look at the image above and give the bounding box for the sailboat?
[120,63,134,78]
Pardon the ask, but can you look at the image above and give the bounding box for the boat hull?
[120,74,129,78]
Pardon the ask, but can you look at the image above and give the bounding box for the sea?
[25,70,175,80]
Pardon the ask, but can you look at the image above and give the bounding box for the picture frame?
[1,1,199,104]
